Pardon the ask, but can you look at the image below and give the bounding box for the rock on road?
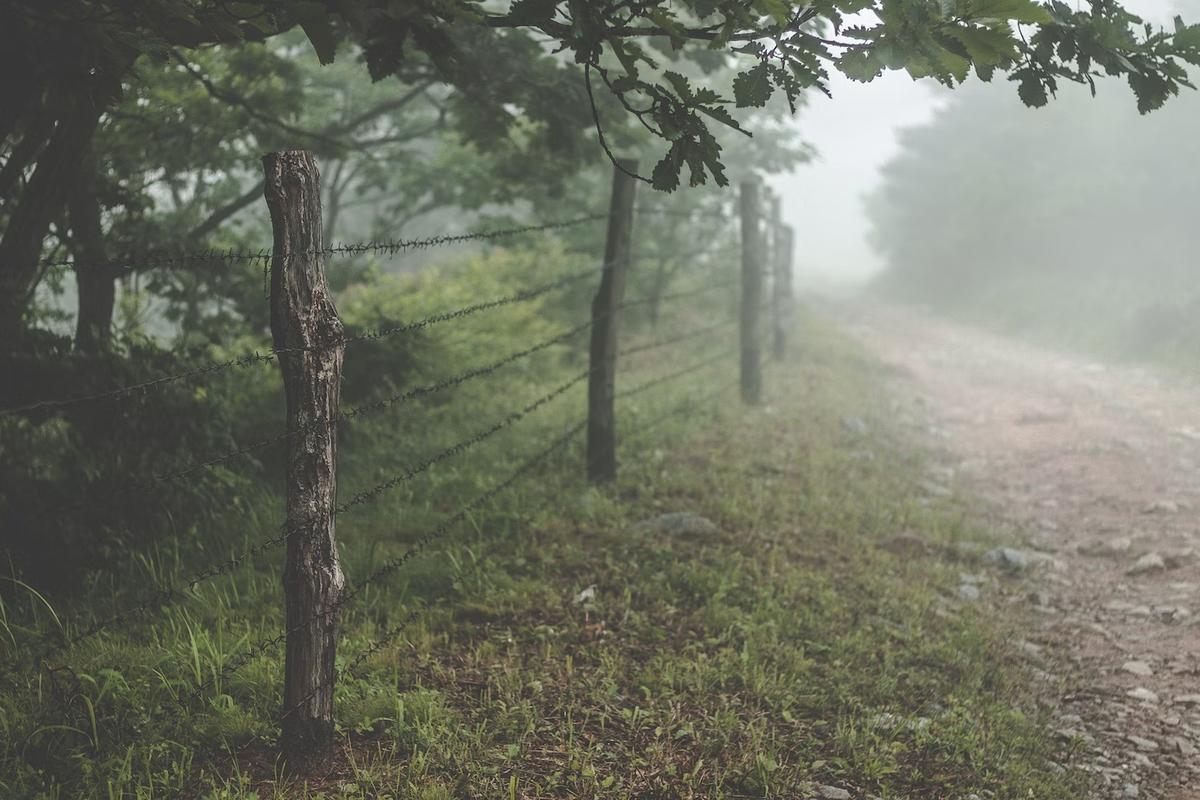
[835,301,1200,800]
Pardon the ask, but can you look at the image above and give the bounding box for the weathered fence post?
[769,196,785,360]
[262,151,346,773]
[740,179,763,404]
[779,222,795,342]
[587,159,638,483]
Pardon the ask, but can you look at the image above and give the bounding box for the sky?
[771,0,1181,286]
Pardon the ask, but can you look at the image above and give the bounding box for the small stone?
[1127,552,1166,575]
[632,512,717,539]
[957,584,981,600]
[1119,782,1139,798]
[1122,661,1154,677]
[1163,548,1195,569]
[1172,694,1200,706]
[1126,687,1159,703]
[918,479,952,497]
[818,787,851,800]
[841,415,868,435]
[1169,736,1197,757]
[1127,735,1159,752]
[1082,537,1133,557]
[984,547,1030,571]
[1144,500,1179,514]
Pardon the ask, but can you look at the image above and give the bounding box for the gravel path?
[836,302,1200,800]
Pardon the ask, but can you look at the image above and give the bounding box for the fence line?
[174,417,588,711]
[333,372,587,515]
[25,316,737,669]
[67,293,734,507]
[4,154,797,782]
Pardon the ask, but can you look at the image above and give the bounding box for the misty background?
[778,0,1184,286]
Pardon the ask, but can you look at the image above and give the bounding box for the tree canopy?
[2,0,1199,342]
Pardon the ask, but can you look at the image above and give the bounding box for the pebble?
[1122,661,1154,677]
[957,584,981,600]
[1127,735,1159,752]
[983,546,1030,571]
[1082,536,1133,556]
[819,787,851,800]
[1169,736,1197,756]
[841,415,868,435]
[1143,500,1179,514]
[1127,552,1166,575]
[631,512,717,539]
[1172,694,1200,706]
[1119,783,1139,798]
[1125,687,1159,703]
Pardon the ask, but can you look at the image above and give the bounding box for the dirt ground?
[834,302,1200,800]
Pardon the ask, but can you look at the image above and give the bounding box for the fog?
[772,0,1183,289]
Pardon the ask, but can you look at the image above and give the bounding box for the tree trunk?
[0,53,132,347]
[263,150,346,775]
[739,180,763,405]
[69,153,115,354]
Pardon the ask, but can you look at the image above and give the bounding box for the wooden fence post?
[770,196,787,360]
[263,151,346,773]
[779,222,795,342]
[740,179,763,404]
[587,159,638,483]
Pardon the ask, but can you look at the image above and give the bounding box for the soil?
[834,301,1200,800]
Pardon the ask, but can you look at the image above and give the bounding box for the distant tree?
[867,76,1200,352]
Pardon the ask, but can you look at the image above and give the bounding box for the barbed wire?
[617,319,735,359]
[30,522,294,671]
[342,323,590,421]
[344,266,600,345]
[324,215,609,260]
[616,347,737,400]
[175,418,586,712]
[0,266,602,419]
[334,371,587,515]
[71,313,730,507]
[24,215,611,275]
[18,305,736,671]
[220,356,742,769]
[0,350,284,417]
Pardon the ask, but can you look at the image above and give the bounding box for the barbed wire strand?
[0,274,599,418]
[28,373,589,669]
[27,317,736,664]
[174,418,586,712]
[334,371,587,515]
[208,360,743,779]
[617,318,734,359]
[73,308,732,508]
[0,350,285,417]
[344,267,602,345]
[26,215,610,275]
[18,279,739,661]
[615,347,737,401]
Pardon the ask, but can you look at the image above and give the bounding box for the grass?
[0,298,1092,799]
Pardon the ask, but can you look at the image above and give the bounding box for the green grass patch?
[0,297,1090,798]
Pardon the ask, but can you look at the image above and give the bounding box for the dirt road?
[836,302,1200,800]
